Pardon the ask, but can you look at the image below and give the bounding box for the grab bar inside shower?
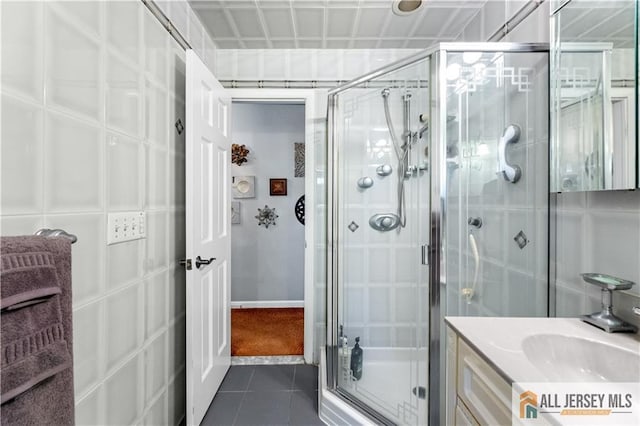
[35,228,78,244]
[497,124,522,183]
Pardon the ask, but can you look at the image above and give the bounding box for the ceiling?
[189,0,487,49]
[558,0,636,48]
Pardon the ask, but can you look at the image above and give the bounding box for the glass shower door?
[443,49,549,318]
[330,57,431,425]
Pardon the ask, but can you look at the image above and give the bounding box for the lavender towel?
[0,236,74,425]
[1,251,61,310]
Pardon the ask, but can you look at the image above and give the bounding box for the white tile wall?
[457,0,550,43]
[1,94,44,215]
[46,6,102,122]
[155,0,218,72]
[44,112,103,213]
[214,48,422,83]
[554,191,640,327]
[0,1,44,102]
[0,0,208,423]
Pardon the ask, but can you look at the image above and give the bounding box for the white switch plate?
[107,211,146,245]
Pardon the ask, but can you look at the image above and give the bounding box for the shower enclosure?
[325,43,549,425]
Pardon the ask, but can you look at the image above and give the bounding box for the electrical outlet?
[107,211,146,245]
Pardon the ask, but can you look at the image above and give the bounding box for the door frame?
[226,88,321,364]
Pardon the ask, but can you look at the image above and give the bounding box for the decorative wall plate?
[232,176,255,198]
[295,195,305,225]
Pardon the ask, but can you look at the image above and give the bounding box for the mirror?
[550,0,637,192]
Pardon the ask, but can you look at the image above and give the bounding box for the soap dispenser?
[339,326,350,376]
[350,337,363,381]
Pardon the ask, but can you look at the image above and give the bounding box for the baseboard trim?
[231,300,304,309]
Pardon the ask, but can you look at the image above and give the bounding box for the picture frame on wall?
[269,178,287,196]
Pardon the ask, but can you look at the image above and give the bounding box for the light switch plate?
[107,211,146,245]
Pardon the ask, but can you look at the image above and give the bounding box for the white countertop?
[445,317,640,383]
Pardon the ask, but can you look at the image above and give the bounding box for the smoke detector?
[392,0,423,16]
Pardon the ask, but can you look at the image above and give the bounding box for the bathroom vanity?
[445,317,640,425]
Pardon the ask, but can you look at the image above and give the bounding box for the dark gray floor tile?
[293,365,318,391]
[201,391,244,426]
[235,391,292,426]
[248,365,295,391]
[289,391,323,426]
[220,366,255,392]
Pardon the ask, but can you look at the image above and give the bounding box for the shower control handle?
[369,213,401,232]
[468,217,482,229]
[195,256,216,269]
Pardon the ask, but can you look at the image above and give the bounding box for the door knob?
[195,256,216,269]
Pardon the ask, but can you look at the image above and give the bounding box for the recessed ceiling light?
[392,0,423,16]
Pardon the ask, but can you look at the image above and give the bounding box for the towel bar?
[35,229,78,244]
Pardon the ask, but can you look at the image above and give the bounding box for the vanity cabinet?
[446,327,511,426]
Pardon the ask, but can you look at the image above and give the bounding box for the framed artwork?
[232,176,255,199]
[294,142,305,177]
[231,201,240,224]
[269,178,287,196]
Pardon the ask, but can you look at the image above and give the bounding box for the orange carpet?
[231,308,304,356]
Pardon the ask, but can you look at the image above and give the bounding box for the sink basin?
[522,334,640,382]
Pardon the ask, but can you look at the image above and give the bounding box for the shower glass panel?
[331,57,431,425]
[443,50,549,319]
[326,44,549,425]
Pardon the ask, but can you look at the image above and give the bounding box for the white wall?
[154,0,218,73]
[0,0,212,423]
[457,0,550,43]
[214,48,422,83]
[230,103,306,303]
[554,191,640,329]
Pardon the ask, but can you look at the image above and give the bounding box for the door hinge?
[179,258,193,270]
[421,244,429,266]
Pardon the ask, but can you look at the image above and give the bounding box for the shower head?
[381,88,391,98]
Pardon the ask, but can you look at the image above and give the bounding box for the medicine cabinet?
[550,0,638,192]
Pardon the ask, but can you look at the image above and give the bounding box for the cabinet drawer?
[457,339,511,426]
[456,399,479,426]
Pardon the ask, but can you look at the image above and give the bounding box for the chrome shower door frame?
[326,42,550,426]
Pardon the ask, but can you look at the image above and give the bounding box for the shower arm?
[402,94,412,149]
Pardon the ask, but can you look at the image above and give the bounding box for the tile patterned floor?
[201,364,324,426]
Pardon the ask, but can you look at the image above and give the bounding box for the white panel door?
[185,50,231,426]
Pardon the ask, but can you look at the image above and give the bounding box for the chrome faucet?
[580,273,638,333]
